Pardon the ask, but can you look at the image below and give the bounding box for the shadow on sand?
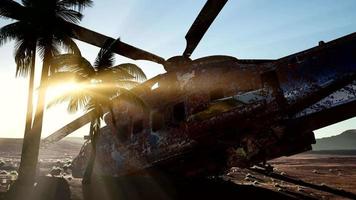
[2,175,316,200]
[81,175,315,200]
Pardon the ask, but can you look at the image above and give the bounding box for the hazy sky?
[0,0,355,138]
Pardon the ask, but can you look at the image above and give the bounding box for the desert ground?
[227,152,356,200]
[0,138,355,200]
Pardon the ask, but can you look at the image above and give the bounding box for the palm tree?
[48,39,147,183]
[0,0,93,188]
[1,2,38,152]
[13,32,36,137]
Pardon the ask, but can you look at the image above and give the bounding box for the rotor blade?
[41,111,93,147]
[183,0,228,57]
[68,22,165,64]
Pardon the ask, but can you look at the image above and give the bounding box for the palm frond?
[111,63,147,82]
[94,38,120,70]
[84,99,96,113]
[85,99,103,119]
[67,92,91,113]
[21,0,31,7]
[37,39,61,61]
[46,90,74,109]
[0,22,22,46]
[92,84,121,105]
[97,68,134,84]
[50,54,84,67]
[50,54,94,76]
[14,39,35,77]
[47,88,90,113]
[92,116,101,137]
[58,35,81,55]
[0,0,25,20]
[47,71,86,87]
[59,0,93,12]
[56,8,83,23]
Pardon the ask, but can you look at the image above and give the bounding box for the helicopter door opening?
[173,102,186,123]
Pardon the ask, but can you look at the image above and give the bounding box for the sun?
[46,81,84,102]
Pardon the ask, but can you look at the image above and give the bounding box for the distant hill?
[313,130,356,151]
[0,137,84,158]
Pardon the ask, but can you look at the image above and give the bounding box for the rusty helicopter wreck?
[38,0,356,198]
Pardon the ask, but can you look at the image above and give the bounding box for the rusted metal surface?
[70,32,356,178]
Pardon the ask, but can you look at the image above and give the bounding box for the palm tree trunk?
[24,48,36,136]
[82,120,95,184]
[18,48,51,186]
[82,117,100,184]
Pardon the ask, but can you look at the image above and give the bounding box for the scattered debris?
[62,164,72,172]
[297,186,304,192]
[50,167,62,177]
[0,170,8,175]
[0,160,5,168]
[9,171,17,176]
[246,173,253,178]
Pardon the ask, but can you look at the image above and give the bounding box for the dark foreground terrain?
[0,138,355,199]
[228,152,356,200]
[50,152,356,200]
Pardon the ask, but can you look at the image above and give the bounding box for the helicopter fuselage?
[72,32,356,178]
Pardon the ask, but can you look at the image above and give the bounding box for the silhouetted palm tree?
[0,27,37,139]
[0,0,92,189]
[48,39,147,183]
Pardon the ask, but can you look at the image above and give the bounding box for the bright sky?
[0,0,355,139]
